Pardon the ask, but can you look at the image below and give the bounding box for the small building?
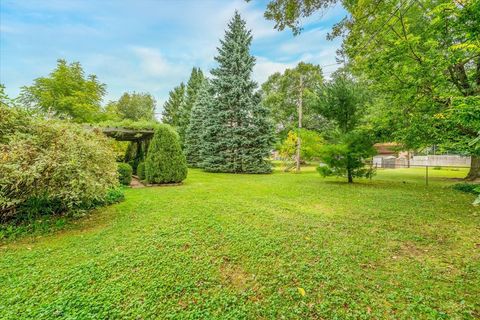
[373,143,410,168]
[372,142,471,168]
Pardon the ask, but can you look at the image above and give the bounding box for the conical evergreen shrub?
[144,124,188,184]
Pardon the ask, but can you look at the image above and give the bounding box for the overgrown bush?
[279,129,324,162]
[137,162,146,180]
[103,188,125,205]
[0,110,119,220]
[117,163,133,186]
[0,105,31,143]
[144,124,187,184]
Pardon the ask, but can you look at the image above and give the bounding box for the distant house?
[374,143,409,157]
[372,142,471,168]
[373,143,410,168]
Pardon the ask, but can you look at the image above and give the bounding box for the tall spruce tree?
[177,68,205,146]
[202,11,274,173]
[161,83,185,127]
[184,81,212,167]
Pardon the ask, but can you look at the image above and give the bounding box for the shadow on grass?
[0,202,124,246]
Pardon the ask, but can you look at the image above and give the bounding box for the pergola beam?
[99,127,155,141]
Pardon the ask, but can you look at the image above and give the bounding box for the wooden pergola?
[98,127,155,142]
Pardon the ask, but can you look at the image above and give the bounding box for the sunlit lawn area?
[1,167,479,319]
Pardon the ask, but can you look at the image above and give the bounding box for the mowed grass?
[1,167,479,319]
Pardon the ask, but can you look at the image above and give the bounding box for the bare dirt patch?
[130,176,183,188]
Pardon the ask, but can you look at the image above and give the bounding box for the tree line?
[2,2,478,182]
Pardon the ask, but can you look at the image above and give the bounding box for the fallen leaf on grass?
[297,287,306,296]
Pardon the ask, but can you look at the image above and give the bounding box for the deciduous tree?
[317,73,374,182]
[108,92,156,121]
[261,62,326,136]
[19,59,106,123]
[260,0,480,179]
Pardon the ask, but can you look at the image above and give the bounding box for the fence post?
[425,165,429,186]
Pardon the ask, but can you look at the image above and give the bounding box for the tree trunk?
[465,155,480,181]
[347,168,353,183]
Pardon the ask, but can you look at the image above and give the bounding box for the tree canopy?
[261,62,326,136]
[317,73,374,183]
[260,0,480,180]
[18,59,106,123]
[106,92,156,121]
[184,81,212,167]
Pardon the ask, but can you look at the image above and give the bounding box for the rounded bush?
[117,163,133,186]
[137,162,146,180]
[145,124,187,184]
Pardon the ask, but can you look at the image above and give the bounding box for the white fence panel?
[410,155,470,167]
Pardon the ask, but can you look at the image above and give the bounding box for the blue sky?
[0,0,346,113]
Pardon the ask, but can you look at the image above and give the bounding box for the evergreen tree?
[161,83,185,127]
[202,12,274,173]
[184,81,212,167]
[177,68,205,146]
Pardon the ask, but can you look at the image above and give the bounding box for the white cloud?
[253,57,296,84]
[132,47,172,76]
[1,0,346,107]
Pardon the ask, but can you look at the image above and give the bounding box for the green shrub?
[0,106,31,143]
[137,162,146,180]
[317,165,333,177]
[452,183,480,194]
[117,163,133,186]
[124,140,149,174]
[103,188,125,205]
[17,195,64,220]
[0,114,119,220]
[145,124,187,184]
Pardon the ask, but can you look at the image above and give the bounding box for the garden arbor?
[100,126,154,142]
[94,124,188,185]
[93,125,155,173]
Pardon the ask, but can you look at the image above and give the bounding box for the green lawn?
[1,167,479,319]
